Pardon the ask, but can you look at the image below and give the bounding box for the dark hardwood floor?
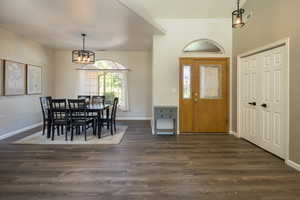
[0,120,299,200]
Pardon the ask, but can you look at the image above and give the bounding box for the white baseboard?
[229,131,239,137]
[0,122,42,140]
[286,159,300,171]
[117,117,152,120]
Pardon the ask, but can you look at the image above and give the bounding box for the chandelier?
[72,33,95,64]
[232,0,245,28]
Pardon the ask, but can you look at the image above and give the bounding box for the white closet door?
[259,46,286,158]
[240,55,259,143]
[239,45,287,159]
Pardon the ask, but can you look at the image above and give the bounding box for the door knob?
[261,103,267,108]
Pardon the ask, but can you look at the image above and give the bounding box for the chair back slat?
[51,99,67,109]
[40,96,52,120]
[51,108,68,122]
[68,99,87,109]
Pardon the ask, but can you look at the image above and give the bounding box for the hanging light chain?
[82,33,86,51]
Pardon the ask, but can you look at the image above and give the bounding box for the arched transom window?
[183,39,225,54]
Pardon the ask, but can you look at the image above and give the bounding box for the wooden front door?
[179,58,229,133]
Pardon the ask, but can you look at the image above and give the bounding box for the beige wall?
[152,19,232,131]
[0,28,54,136]
[233,0,300,164]
[53,50,152,119]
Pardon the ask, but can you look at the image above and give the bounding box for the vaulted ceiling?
[119,0,247,19]
[0,0,246,50]
[0,0,163,50]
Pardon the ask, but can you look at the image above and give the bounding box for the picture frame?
[4,60,26,96]
[26,64,42,95]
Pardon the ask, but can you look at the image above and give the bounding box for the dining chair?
[78,95,91,104]
[91,96,105,105]
[101,97,119,135]
[50,108,69,141]
[69,108,96,141]
[40,96,52,136]
[50,99,67,136]
[69,98,98,131]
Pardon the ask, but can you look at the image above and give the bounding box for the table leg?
[106,107,110,129]
[98,111,102,138]
[47,110,52,139]
[47,121,51,139]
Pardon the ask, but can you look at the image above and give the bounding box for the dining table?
[46,103,111,139]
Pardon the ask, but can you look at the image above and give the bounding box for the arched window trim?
[183,39,225,54]
[76,59,130,71]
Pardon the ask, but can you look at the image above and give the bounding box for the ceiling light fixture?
[232,0,245,28]
[72,33,95,64]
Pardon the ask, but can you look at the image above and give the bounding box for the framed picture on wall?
[0,59,3,96]
[4,60,26,96]
[27,64,42,95]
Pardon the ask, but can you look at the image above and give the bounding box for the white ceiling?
[0,0,163,50]
[0,0,246,51]
[119,0,247,19]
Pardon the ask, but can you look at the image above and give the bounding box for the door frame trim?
[179,57,230,133]
[237,38,290,161]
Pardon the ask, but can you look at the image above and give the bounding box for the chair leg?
[84,125,87,141]
[114,120,117,132]
[42,122,46,135]
[51,125,55,141]
[110,121,113,135]
[71,126,74,141]
[65,126,68,141]
[61,126,64,135]
[93,121,96,135]
[47,122,51,139]
[98,119,102,139]
[57,126,60,136]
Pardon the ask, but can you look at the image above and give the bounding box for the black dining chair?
[78,95,91,104]
[69,108,96,141]
[50,99,67,136]
[101,97,119,135]
[50,108,69,141]
[40,96,52,136]
[69,98,98,131]
[91,96,105,105]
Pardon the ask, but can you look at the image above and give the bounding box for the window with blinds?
[77,60,129,111]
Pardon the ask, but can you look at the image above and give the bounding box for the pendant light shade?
[72,33,95,64]
[232,0,245,28]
